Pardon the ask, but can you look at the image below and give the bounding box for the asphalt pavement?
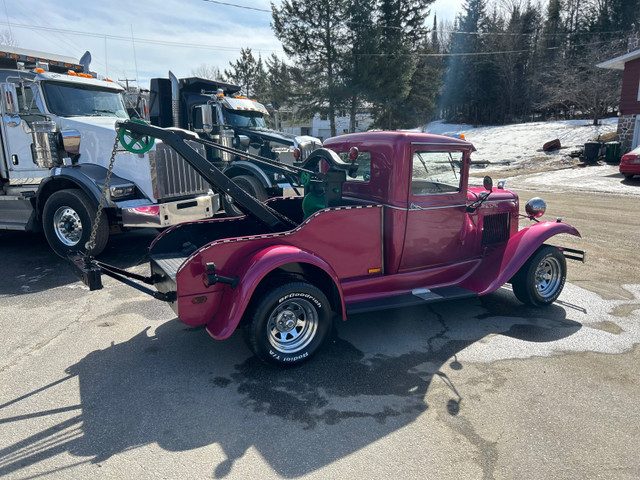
[1,222,639,479]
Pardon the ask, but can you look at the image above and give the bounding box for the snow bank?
[422,118,618,170]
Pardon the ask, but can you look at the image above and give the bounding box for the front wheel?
[42,189,109,258]
[222,175,268,217]
[511,245,566,306]
[247,282,332,366]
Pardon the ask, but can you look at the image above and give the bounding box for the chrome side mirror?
[196,103,214,133]
[1,82,20,116]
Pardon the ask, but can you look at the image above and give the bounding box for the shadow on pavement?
[0,229,158,296]
[0,292,582,478]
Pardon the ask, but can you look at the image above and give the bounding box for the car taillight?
[621,154,640,164]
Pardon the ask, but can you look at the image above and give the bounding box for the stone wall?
[617,114,636,153]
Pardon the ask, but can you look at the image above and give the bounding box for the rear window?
[338,151,371,183]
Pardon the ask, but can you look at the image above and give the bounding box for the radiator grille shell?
[482,212,511,245]
[149,141,209,201]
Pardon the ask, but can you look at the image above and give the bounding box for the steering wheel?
[118,118,155,154]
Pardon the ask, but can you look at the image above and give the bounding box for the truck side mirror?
[2,83,20,116]
[196,103,214,133]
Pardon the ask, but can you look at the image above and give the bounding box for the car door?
[398,147,471,272]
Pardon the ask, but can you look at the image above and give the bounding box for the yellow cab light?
[67,70,77,76]
[26,56,36,62]
[368,267,382,274]
[9,53,19,59]
[460,134,466,140]
[64,62,73,68]
[105,78,113,82]
[50,60,58,66]
[33,67,45,73]
[0,51,7,57]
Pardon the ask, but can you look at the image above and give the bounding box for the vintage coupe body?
[130,130,584,366]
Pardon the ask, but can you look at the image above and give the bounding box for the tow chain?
[85,127,121,256]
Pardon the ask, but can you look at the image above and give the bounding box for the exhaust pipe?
[169,70,180,128]
[79,51,91,73]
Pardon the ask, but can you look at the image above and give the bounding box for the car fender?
[205,244,345,340]
[461,221,581,295]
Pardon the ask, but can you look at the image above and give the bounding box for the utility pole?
[118,78,137,91]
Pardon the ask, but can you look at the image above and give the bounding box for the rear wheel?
[512,245,566,306]
[42,189,109,258]
[222,175,268,217]
[623,173,634,179]
[247,282,332,366]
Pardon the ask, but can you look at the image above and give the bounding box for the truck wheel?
[247,282,332,366]
[223,175,267,217]
[511,245,566,306]
[43,189,109,258]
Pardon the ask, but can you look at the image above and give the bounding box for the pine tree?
[272,0,349,137]
[371,0,432,129]
[224,48,261,97]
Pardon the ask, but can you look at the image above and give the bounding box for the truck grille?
[149,141,210,201]
[482,213,510,245]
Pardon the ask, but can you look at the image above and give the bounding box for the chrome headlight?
[525,197,546,218]
[109,184,136,200]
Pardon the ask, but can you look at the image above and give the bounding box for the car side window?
[411,150,463,195]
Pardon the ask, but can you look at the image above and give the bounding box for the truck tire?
[247,282,332,366]
[42,189,109,258]
[511,245,566,306]
[223,175,268,217]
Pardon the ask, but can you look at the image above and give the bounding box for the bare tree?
[191,64,223,81]
[0,29,17,47]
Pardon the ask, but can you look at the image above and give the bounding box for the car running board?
[346,286,477,315]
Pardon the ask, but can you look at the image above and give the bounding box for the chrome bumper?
[120,193,220,228]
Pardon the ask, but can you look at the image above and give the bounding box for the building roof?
[597,49,640,70]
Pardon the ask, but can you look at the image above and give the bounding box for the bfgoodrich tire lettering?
[247,282,332,366]
[512,244,566,306]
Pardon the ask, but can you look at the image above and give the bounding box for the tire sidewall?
[527,247,566,305]
[223,175,267,217]
[42,190,103,257]
[249,283,331,366]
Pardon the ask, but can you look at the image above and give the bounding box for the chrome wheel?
[52,206,83,246]
[267,298,319,354]
[534,256,563,300]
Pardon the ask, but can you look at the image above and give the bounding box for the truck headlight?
[525,197,546,218]
[109,184,136,200]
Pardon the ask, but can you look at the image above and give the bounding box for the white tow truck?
[0,46,218,256]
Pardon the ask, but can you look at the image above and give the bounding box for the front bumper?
[120,193,220,228]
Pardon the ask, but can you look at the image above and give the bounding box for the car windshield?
[223,109,267,129]
[42,81,128,118]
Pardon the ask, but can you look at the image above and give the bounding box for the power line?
[201,0,270,13]
[356,38,619,58]
[0,20,283,53]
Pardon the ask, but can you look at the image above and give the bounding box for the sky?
[0,0,463,89]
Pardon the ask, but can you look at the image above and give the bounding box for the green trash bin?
[605,141,621,164]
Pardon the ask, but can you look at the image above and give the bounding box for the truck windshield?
[224,110,267,129]
[41,81,128,118]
